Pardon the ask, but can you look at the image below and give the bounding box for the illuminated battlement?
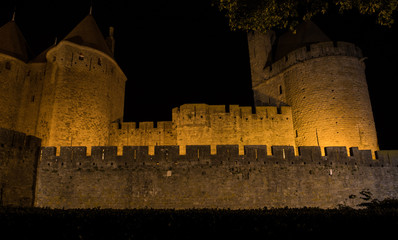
[172,104,291,124]
[253,41,363,86]
[39,145,395,170]
[109,104,295,155]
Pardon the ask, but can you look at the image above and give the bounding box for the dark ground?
[1,200,398,240]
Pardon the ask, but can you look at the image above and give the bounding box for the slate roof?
[62,14,113,57]
[0,20,29,62]
[275,20,331,61]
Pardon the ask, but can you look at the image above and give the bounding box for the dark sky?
[1,0,398,150]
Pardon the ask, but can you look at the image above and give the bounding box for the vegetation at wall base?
[1,199,398,240]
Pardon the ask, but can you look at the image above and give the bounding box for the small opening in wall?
[98,58,102,66]
[295,130,298,138]
[79,54,84,60]
[31,96,35,102]
[279,85,283,95]
[5,62,11,70]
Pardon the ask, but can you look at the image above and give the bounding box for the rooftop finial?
[89,3,93,15]
[54,37,58,45]
[11,11,16,21]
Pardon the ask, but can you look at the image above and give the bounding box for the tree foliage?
[212,0,398,33]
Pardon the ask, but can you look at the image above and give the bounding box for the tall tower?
[35,13,127,150]
[249,21,379,153]
[0,16,29,130]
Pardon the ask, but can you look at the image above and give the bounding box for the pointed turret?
[275,20,330,61]
[0,17,29,62]
[62,14,113,57]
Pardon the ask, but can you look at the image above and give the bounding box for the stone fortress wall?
[1,127,398,209]
[0,15,394,209]
[252,41,378,154]
[0,128,41,207]
[36,143,398,209]
[110,104,295,155]
[33,41,126,152]
[0,53,27,131]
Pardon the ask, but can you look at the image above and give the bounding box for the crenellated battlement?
[172,104,292,124]
[110,121,174,131]
[39,145,396,171]
[254,41,363,87]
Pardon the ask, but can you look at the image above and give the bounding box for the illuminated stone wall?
[34,41,126,153]
[35,145,398,209]
[172,104,295,154]
[15,63,46,136]
[252,42,379,153]
[0,128,41,207]
[109,104,296,155]
[0,54,26,130]
[109,121,177,155]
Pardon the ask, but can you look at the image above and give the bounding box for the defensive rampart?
[255,41,362,86]
[36,144,398,209]
[0,128,41,206]
[110,104,296,155]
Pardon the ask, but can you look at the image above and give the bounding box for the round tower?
[0,18,29,130]
[251,21,379,153]
[35,14,126,150]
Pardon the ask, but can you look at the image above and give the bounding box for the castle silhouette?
[0,12,397,209]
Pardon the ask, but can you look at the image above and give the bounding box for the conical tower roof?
[0,20,29,62]
[275,20,330,61]
[62,14,113,57]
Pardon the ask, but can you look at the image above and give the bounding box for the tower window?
[279,85,283,95]
[98,58,102,66]
[31,96,35,102]
[296,130,298,138]
[79,54,84,60]
[5,62,11,70]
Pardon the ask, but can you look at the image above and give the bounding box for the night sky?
[1,0,398,150]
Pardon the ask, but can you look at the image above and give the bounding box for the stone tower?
[248,21,379,153]
[0,16,29,131]
[34,13,127,150]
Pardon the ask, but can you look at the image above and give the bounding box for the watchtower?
[0,15,29,131]
[34,13,127,151]
[248,21,379,153]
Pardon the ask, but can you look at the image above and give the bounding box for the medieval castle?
[0,12,397,209]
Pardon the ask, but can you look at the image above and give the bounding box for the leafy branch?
[212,0,398,33]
